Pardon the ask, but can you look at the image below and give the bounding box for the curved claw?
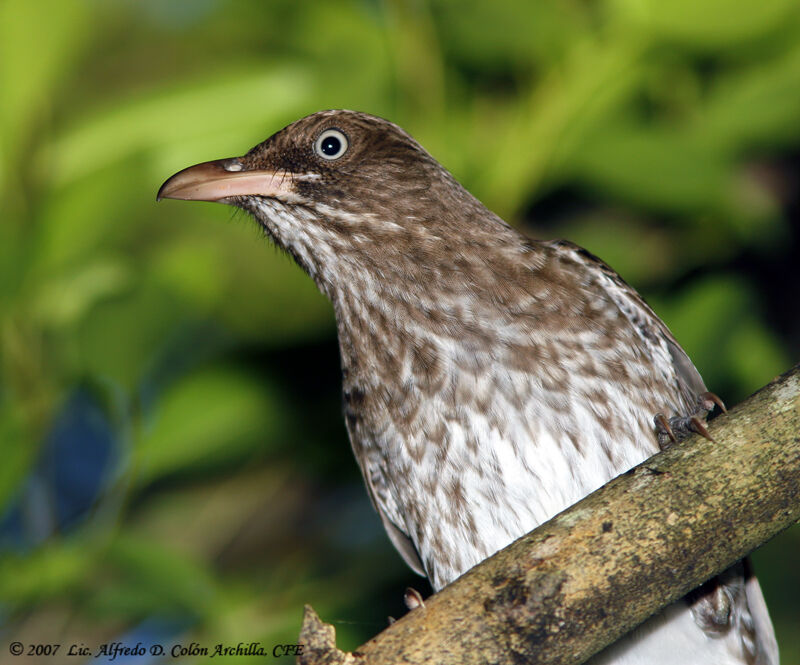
[404,587,425,610]
[700,391,727,414]
[654,413,677,443]
[690,415,715,443]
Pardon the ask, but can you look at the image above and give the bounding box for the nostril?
[222,159,244,172]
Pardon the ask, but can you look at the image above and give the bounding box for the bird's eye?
[315,129,349,160]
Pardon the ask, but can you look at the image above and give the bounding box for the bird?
[158,110,778,664]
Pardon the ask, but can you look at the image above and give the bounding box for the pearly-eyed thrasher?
[158,110,778,664]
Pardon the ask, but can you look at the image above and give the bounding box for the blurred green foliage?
[1,0,799,662]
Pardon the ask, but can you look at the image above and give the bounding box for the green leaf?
[649,275,788,398]
[0,0,91,167]
[74,280,188,388]
[569,119,730,214]
[0,407,39,509]
[699,44,800,151]
[0,539,95,606]
[32,257,134,329]
[133,368,283,485]
[45,65,316,187]
[98,534,218,618]
[726,319,788,393]
[617,0,799,50]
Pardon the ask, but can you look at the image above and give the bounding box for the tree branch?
[298,363,800,665]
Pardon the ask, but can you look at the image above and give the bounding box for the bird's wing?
[379,510,427,577]
[743,559,780,665]
[549,240,707,409]
[361,452,426,576]
[549,240,777,663]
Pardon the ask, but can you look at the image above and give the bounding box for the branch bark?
[298,363,800,665]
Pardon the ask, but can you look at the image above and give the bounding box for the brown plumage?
[158,110,778,664]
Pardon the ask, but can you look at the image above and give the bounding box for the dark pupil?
[321,136,341,155]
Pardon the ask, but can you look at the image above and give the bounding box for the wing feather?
[550,240,776,663]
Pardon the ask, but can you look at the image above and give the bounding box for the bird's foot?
[387,587,426,625]
[654,392,726,450]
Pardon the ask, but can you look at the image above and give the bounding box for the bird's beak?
[157,158,294,203]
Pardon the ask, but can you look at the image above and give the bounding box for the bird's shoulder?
[535,238,707,408]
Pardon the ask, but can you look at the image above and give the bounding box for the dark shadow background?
[0,0,798,662]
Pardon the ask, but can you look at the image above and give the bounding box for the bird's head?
[158,110,510,299]
[160,110,437,206]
